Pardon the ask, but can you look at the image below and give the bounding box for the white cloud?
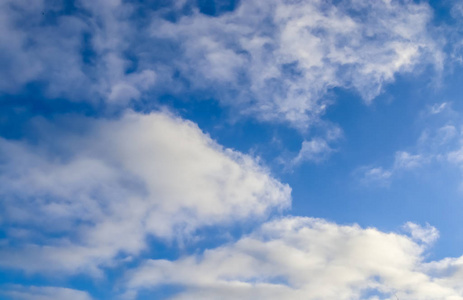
[293,138,334,164]
[403,222,439,246]
[393,151,427,170]
[149,0,441,128]
[358,151,428,185]
[127,217,463,300]
[0,0,442,128]
[0,111,291,274]
[422,256,463,295]
[0,0,156,103]
[291,125,342,165]
[0,285,92,300]
[429,102,450,115]
[361,166,393,183]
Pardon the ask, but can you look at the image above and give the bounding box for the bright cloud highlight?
[128,217,463,300]
[0,111,290,274]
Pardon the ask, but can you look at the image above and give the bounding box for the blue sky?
[2,0,463,299]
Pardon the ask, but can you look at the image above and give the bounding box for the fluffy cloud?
[147,0,441,128]
[0,285,92,300]
[0,0,442,128]
[403,222,439,246]
[423,256,463,296]
[0,111,290,274]
[0,0,156,103]
[127,217,463,300]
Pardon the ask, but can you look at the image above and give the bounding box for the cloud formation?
[357,102,463,186]
[292,138,334,164]
[1,1,462,299]
[403,221,439,246]
[0,111,290,274]
[0,0,442,128]
[150,0,442,128]
[0,0,156,103]
[127,217,462,300]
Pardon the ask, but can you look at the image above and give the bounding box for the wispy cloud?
[293,138,334,164]
[357,151,428,186]
[0,0,442,128]
[356,102,463,186]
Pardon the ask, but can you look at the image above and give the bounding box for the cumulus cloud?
[0,0,442,128]
[0,111,290,274]
[127,217,462,300]
[423,256,463,295]
[0,285,92,300]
